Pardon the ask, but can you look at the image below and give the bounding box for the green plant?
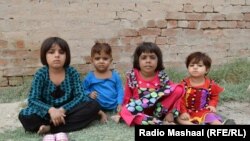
[209,59,250,84]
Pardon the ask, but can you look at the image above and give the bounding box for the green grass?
[208,59,250,102]
[0,83,30,103]
[1,59,249,103]
[0,59,249,140]
[208,59,250,84]
[0,121,134,141]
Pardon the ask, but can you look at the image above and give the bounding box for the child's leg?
[38,125,51,134]
[111,113,121,123]
[140,115,163,125]
[121,86,183,126]
[208,120,222,125]
[98,110,108,123]
[126,88,174,115]
[51,101,100,133]
[18,113,50,133]
[120,105,164,125]
[153,102,167,118]
[162,85,183,112]
[176,117,194,125]
[204,113,223,125]
[155,85,184,119]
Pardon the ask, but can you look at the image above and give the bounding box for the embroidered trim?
[126,69,170,88]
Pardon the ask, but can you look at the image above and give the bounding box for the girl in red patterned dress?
[119,42,184,126]
[177,52,224,125]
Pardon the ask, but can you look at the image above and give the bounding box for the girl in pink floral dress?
[119,42,184,126]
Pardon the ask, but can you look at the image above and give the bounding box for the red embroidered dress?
[180,77,224,124]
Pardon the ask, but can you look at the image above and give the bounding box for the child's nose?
[100,58,105,62]
[146,58,151,62]
[193,65,198,68]
[55,51,60,57]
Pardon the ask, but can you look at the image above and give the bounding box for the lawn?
[0,120,134,141]
[0,59,249,141]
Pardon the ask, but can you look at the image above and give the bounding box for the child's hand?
[89,91,98,99]
[180,112,190,120]
[206,106,216,112]
[48,107,66,126]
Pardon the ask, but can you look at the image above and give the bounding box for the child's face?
[188,60,208,78]
[91,51,112,73]
[46,44,66,69]
[139,52,158,76]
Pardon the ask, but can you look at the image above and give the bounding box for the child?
[177,51,224,125]
[119,42,184,126]
[18,37,101,136]
[82,42,124,123]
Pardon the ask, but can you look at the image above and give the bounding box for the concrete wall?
[0,0,250,86]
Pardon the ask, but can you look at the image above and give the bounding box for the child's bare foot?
[100,114,108,123]
[164,113,174,122]
[111,115,121,123]
[37,125,50,135]
[98,110,108,123]
[163,112,175,125]
[163,120,176,125]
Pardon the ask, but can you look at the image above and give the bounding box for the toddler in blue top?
[82,42,124,123]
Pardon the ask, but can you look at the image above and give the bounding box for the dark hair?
[40,37,71,67]
[185,52,212,69]
[91,42,112,57]
[133,42,164,71]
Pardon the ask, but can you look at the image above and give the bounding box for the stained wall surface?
[0,0,250,86]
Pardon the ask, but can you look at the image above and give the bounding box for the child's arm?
[178,81,188,113]
[180,93,188,113]
[28,70,52,115]
[114,71,124,106]
[61,68,87,112]
[208,81,224,107]
[122,79,133,106]
[82,72,92,97]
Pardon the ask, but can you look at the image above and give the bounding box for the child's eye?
[189,64,194,67]
[94,57,100,60]
[59,50,65,54]
[47,50,54,54]
[140,56,147,60]
[103,57,109,60]
[150,55,157,60]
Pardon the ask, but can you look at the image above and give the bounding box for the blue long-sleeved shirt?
[82,70,124,110]
[19,66,88,119]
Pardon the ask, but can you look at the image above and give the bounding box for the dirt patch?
[0,101,249,133]
[0,102,22,133]
[217,101,250,124]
